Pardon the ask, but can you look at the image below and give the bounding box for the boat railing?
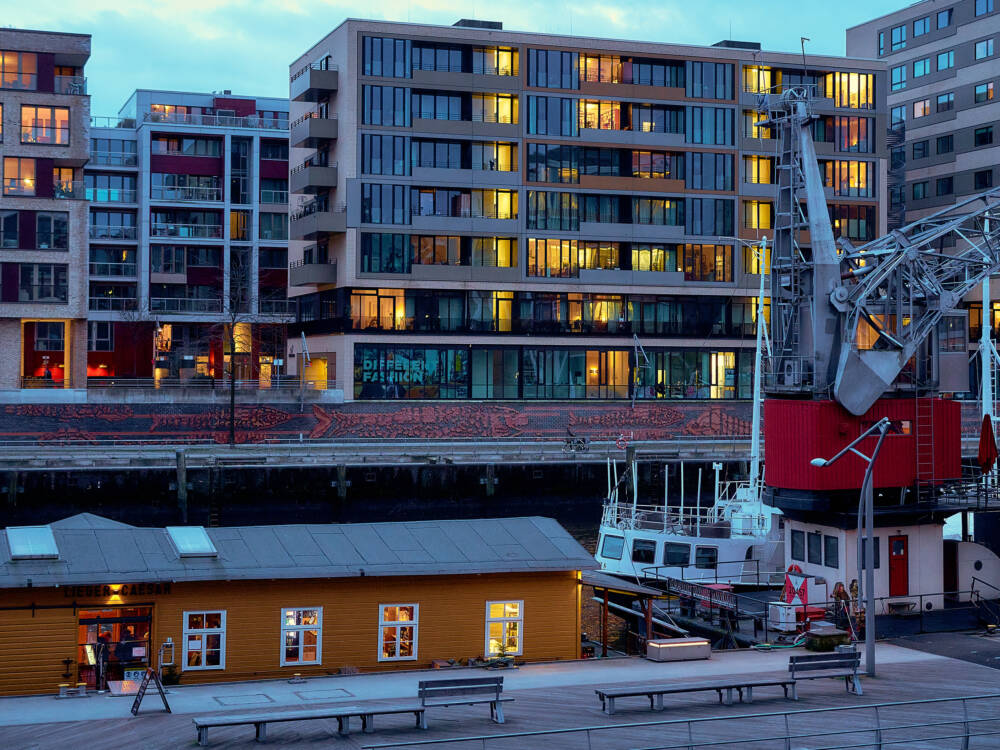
[641,558,786,588]
[602,502,728,535]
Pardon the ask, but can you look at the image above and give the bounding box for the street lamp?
[810,415,891,678]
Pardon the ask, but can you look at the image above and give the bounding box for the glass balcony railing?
[89,226,138,240]
[89,297,137,311]
[150,186,222,202]
[150,297,223,313]
[90,151,138,167]
[55,181,86,199]
[90,116,138,129]
[150,223,223,239]
[54,75,87,94]
[143,111,288,130]
[89,262,137,277]
[86,187,136,203]
[259,298,296,314]
[260,190,289,204]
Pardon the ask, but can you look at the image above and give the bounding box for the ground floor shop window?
[379,604,418,661]
[77,607,152,690]
[485,601,523,657]
[183,610,226,670]
[281,607,322,666]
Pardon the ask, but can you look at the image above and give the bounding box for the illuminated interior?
[744,155,774,184]
[742,66,780,94]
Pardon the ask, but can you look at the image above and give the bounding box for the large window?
[526,96,578,136]
[183,611,225,670]
[601,535,625,559]
[824,160,873,197]
[280,607,321,666]
[938,51,954,71]
[36,212,68,250]
[688,152,733,190]
[0,51,37,90]
[363,36,412,78]
[681,243,732,282]
[743,201,773,230]
[830,204,876,241]
[791,529,805,561]
[21,106,69,145]
[87,321,114,352]
[363,134,408,176]
[632,539,656,564]
[259,213,288,240]
[977,0,994,16]
[913,16,930,36]
[362,183,409,224]
[976,39,995,60]
[686,61,734,99]
[34,321,64,351]
[3,157,35,196]
[824,535,839,568]
[937,93,954,112]
[1,210,17,248]
[19,263,68,302]
[823,72,873,109]
[527,143,579,183]
[527,49,579,89]
[686,199,734,237]
[485,601,522,657]
[578,99,622,130]
[975,126,994,147]
[890,65,906,91]
[379,604,418,661]
[938,9,953,28]
[686,106,734,145]
[890,24,906,51]
[362,85,410,126]
[151,136,221,157]
[976,82,995,103]
[807,532,823,565]
[355,345,469,399]
[913,58,930,78]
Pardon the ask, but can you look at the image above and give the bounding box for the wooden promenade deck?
[1,653,998,750]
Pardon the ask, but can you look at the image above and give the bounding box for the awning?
[581,570,665,598]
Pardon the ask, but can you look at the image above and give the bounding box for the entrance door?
[888,535,909,597]
[77,607,152,690]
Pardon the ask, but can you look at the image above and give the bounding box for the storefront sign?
[63,582,172,598]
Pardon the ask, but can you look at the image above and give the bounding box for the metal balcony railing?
[54,181,86,199]
[150,186,222,202]
[54,75,87,94]
[259,228,289,241]
[89,225,138,240]
[86,187,137,203]
[150,298,223,313]
[89,297,137,311]
[471,111,517,124]
[411,206,518,220]
[89,262,137,277]
[291,160,338,175]
[90,151,138,167]
[292,197,345,220]
[290,59,338,81]
[150,223,224,239]
[142,111,288,130]
[290,258,336,269]
[260,189,289,204]
[90,116,137,129]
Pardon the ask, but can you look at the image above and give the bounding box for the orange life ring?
[787,563,803,575]
[616,435,628,450]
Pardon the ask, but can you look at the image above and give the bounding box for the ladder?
[915,396,936,501]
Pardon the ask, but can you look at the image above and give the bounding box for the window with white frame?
[280,607,322,666]
[183,610,225,670]
[485,601,523,657]
[378,604,418,661]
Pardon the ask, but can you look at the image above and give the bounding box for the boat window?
[694,546,718,569]
[807,532,823,565]
[663,542,690,566]
[790,530,805,561]
[824,535,839,568]
[632,539,656,564]
[600,535,625,560]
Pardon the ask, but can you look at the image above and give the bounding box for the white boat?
[595,238,783,587]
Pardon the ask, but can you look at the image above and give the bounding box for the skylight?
[166,526,218,557]
[7,526,59,560]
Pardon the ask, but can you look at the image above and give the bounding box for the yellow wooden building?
[0,513,595,696]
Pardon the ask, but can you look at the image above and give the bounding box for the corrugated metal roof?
[0,514,597,588]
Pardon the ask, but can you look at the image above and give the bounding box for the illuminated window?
[743,110,773,139]
[281,608,322,666]
[743,200,773,230]
[485,601,523,657]
[976,82,995,103]
[183,611,225,670]
[578,99,622,130]
[743,155,774,184]
[379,604,418,661]
[579,54,624,83]
[743,244,770,275]
[20,105,69,145]
[3,157,35,196]
[0,50,37,90]
[743,65,779,93]
[913,99,930,118]
[824,160,873,197]
[472,93,518,124]
[824,72,873,108]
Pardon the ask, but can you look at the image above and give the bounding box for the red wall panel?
[17,211,35,249]
[259,269,287,287]
[259,160,288,179]
[1,263,18,302]
[149,155,223,176]
[36,54,55,93]
[213,97,256,116]
[34,159,54,198]
[187,266,222,286]
[764,398,961,491]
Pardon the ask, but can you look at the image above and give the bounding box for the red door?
[889,535,909,597]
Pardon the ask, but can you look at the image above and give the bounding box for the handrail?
[291,59,338,81]
[972,575,1000,597]
[291,112,338,129]
[291,160,338,174]
[360,693,1000,749]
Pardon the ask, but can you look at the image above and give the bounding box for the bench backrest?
[418,676,503,704]
[788,653,860,674]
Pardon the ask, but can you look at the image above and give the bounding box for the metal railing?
[290,258,336,269]
[142,111,288,130]
[290,111,337,129]
[89,225,138,240]
[90,116,137,129]
[89,151,138,166]
[291,160,338,174]
[260,189,289,204]
[54,180,86,199]
[19,376,68,389]
[259,228,289,241]
[470,111,517,124]
[89,262,137,277]
[411,206,518,220]
[149,223,223,239]
[54,75,86,94]
[290,59,338,81]
[88,297,137,311]
[86,187,136,203]
[361,694,1000,750]
[149,298,223,313]
[292,198,345,220]
[150,186,222,202]
[259,298,296,315]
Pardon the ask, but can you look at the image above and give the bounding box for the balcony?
[259,298,297,315]
[260,190,289,205]
[290,112,339,148]
[89,297,137,311]
[89,262,137,277]
[150,186,223,202]
[290,200,347,240]
[89,226,138,241]
[290,259,337,286]
[86,187,137,203]
[54,181,86,200]
[54,75,87,94]
[150,223,224,240]
[90,116,138,129]
[89,151,138,167]
[150,298,224,313]
[290,62,339,102]
[141,112,288,131]
[290,162,338,195]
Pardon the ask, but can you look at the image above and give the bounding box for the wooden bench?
[595,678,796,715]
[192,703,425,746]
[417,676,514,728]
[789,651,863,696]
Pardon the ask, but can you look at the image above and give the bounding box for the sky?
[7,0,909,116]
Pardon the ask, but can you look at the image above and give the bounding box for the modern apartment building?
[848,0,1000,225]
[848,0,1000,350]
[85,90,292,383]
[287,19,887,402]
[0,29,90,389]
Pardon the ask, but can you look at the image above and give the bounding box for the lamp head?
[810,458,828,467]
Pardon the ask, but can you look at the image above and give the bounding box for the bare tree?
[209,249,255,445]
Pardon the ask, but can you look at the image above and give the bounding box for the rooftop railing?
[291,197,346,220]
[90,116,137,129]
[142,111,288,130]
